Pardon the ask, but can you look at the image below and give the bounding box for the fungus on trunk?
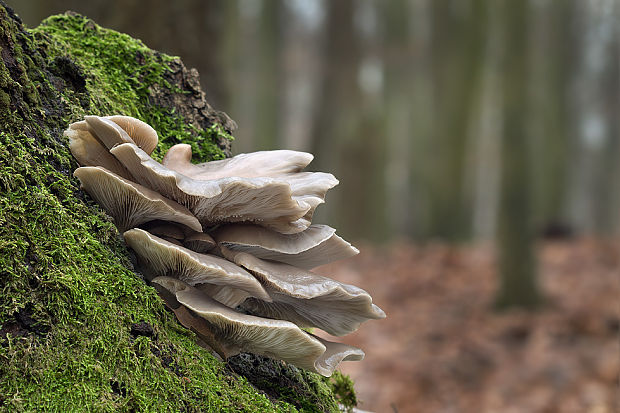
[152,276,364,376]
[65,114,385,377]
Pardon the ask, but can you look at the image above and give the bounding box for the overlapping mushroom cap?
[221,247,386,336]
[213,223,359,269]
[64,115,384,377]
[152,276,364,376]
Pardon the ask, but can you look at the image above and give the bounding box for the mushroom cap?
[84,115,134,149]
[123,228,270,307]
[64,121,133,180]
[213,224,359,269]
[163,145,314,180]
[106,115,158,155]
[73,166,202,233]
[153,276,362,376]
[110,143,315,233]
[222,248,386,336]
[162,144,338,230]
[312,335,365,376]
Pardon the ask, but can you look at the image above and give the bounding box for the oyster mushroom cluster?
[65,115,385,377]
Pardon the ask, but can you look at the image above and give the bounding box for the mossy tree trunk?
[0,3,346,411]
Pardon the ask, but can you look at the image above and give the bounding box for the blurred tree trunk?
[495,0,540,309]
[566,2,620,235]
[218,0,240,114]
[427,0,488,240]
[255,0,283,150]
[381,0,412,240]
[311,0,363,236]
[530,0,576,232]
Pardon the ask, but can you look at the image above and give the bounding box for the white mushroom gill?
[74,166,202,233]
[153,276,364,376]
[65,115,384,377]
[123,228,271,307]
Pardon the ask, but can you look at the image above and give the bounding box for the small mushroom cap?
[312,335,365,376]
[222,248,386,336]
[106,115,158,155]
[74,166,202,233]
[163,145,314,180]
[123,228,271,306]
[84,115,134,149]
[213,224,359,269]
[64,121,133,180]
[111,143,314,233]
[153,276,361,376]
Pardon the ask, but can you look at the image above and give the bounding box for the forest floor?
[316,237,619,413]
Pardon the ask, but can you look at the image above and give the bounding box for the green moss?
[0,8,344,412]
[327,372,357,412]
[33,12,229,163]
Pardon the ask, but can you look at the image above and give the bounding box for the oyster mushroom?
[123,228,270,307]
[213,223,359,269]
[110,142,316,233]
[105,115,158,155]
[74,166,202,233]
[153,276,364,376]
[84,115,135,149]
[64,115,384,376]
[64,120,133,180]
[162,144,314,180]
[222,247,386,336]
[162,144,339,229]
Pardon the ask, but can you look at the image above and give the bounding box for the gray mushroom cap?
[152,276,364,376]
[213,224,359,269]
[313,335,365,376]
[84,115,135,149]
[105,115,158,155]
[73,166,202,233]
[123,228,271,307]
[64,121,133,180]
[222,247,386,336]
[162,144,338,229]
[162,145,314,180]
[110,142,316,233]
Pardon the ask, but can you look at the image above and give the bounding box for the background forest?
[10,1,619,412]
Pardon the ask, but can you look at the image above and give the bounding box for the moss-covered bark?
[0,3,350,411]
